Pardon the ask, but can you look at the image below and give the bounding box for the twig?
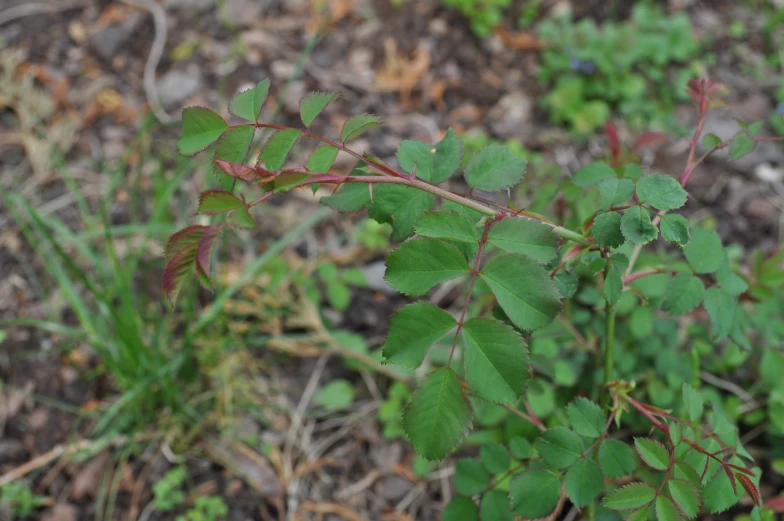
[283,354,328,475]
[120,0,175,124]
[0,1,84,27]
[700,371,756,403]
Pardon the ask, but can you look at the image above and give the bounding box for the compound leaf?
[703,469,740,513]
[178,107,227,156]
[212,125,254,189]
[565,459,605,508]
[668,479,701,518]
[592,211,625,248]
[566,397,606,438]
[603,483,656,511]
[480,490,513,521]
[635,438,670,470]
[621,206,658,245]
[258,129,300,170]
[487,218,558,263]
[662,273,705,315]
[599,439,635,478]
[385,238,470,296]
[397,128,463,183]
[683,229,723,274]
[480,254,562,331]
[597,178,635,210]
[660,213,691,246]
[341,113,381,142]
[636,173,688,210]
[415,211,478,243]
[299,91,341,127]
[462,318,530,404]
[454,458,490,496]
[573,162,616,187]
[729,132,756,160]
[464,145,526,192]
[656,495,685,521]
[382,302,456,369]
[229,79,269,121]
[703,286,737,339]
[442,497,478,521]
[480,443,510,474]
[510,469,561,519]
[306,145,340,173]
[198,190,244,214]
[535,427,583,469]
[402,368,472,460]
[369,184,435,241]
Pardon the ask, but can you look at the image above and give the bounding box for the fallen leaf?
[374,39,430,107]
[495,27,544,50]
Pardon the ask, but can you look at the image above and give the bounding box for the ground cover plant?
[165,76,784,520]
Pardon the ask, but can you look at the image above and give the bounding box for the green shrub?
[538,4,702,133]
[165,77,784,520]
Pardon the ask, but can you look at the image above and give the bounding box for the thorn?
[369,182,374,202]
[410,162,417,181]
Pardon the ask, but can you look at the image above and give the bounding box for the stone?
[360,261,395,295]
[89,13,144,61]
[376,474,413,501]
[220,0,263,27]
[155,70,202,107]
[41,504,77,521]
[488,92,533,140]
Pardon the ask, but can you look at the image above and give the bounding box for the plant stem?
[603,260,617,404]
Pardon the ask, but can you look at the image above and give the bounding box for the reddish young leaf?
[195,226,221,288]
[633,131,668,151]
[214,159,258,182]
[725,464,756,477]
[723,464,738,496]
[735,473,761,506]
[164,225,207,264]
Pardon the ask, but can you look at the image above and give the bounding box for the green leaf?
[382,302,456,369]
[597,178,635,210]
[442,497,478,521]
[369,184,435,241]
[258,129,300,170]
[662,273,705,315]
[592,212,625,248]
[668,479,701,518]
[703,469,740,513]
[454,459,490,496]
[703,133,722,148]
[621,206,658,245]
[272,172,310,193]
[510,469,561,519]
[177,107,228,156]
[462,318,530,404]
[299,91,341,127]
[480,254,562,331]
[403,368,472,460]
[325,281,350,310]
[321,163,371,212]
[385,238,470,296]
[682,382,703,422]
[555,271,578,298]
[683,229,723,274]
[625,507,651,521]
[703,286,736,339]
[573,162,617,187]
[397,129,463,183]
[535,427,583,468]
[198,190,245,214]
[509,437,533,459]
[604,266,623,304]
[674,462,702,488]
[464,145,526,192]
[603,483,656,511]
[480,490,513,521]
[229,79,270,121]
[656,495,685,521]
[229,206,255,228]
[480,443,510,474]
[599,439,635,478]
[212,125,254,189]
[566,397,606,438]
[636,173,688,210]
[729,132,756,160]
[341,113,382,142]
[565,459,604,508]
[415,211,478,243]
[660,214,691,246]
[487,218,558,263]
[306,145,340,173]
[313,380,355,410]
[634,438,670,470]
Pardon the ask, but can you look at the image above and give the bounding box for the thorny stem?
[602,258,617,405]
[501,403,547,432]
[447,219,495,366]
[245,123,592,245]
